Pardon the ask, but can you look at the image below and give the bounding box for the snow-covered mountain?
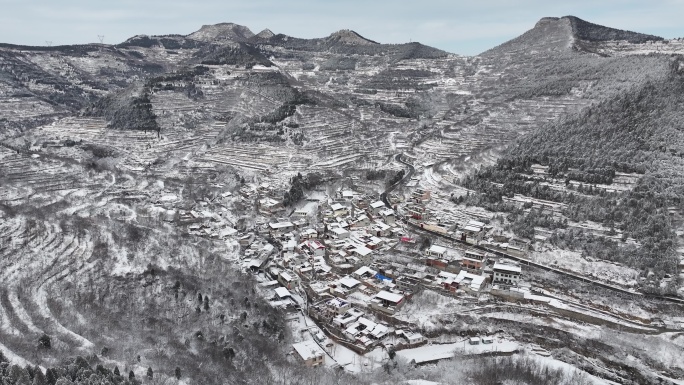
[1,15,684,385]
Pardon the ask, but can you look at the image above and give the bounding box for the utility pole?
[45,41,52,47]
[98,35,105,44]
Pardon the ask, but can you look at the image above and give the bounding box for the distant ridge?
[564,16,663,44]
[482,16,664,56]
[187,22,255,42]
[250,26,446,59]
[256,29,275,39]
[326,29,378,45]
[481,16,575,56]
[112,22,447,61]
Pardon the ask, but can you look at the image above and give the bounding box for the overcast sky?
[1,1,683,55]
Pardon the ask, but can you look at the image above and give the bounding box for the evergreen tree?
[45,368,58,385]
[174,367,181,380]
[25,365,35,379]
[146,367,153,379]
[114,366,121,376]
[129,370,135,381]
[38,334,52,349]
[32,369,47,385]
[8,365,31,385]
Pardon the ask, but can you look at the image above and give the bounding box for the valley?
[0,15,683,385]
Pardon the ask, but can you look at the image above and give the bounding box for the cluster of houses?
[236,185,526,366]
[149,176,532,367]
[403,186,535,252]
[148,188,242,239]
[244,188,429,357]
[402,186,492,243]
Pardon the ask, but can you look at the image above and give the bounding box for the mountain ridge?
[3,16,667,58]
[482,15,664,56]
[187,22,256,42]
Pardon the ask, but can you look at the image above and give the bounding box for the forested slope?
[462,56,684,293]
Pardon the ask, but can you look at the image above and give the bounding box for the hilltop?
[484,15,664,56]
[187,22,256,42]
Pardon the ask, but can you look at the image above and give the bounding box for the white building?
[332,308,364,328]
[278,270,300,290]
[293,209,309,218]
[269,221,294,234]
[300,240,326,257]
[343,317,389,343]
[331,227,350,239]
[426,245,447,258]
[352,266,377,280]
[401,331,427,346]
[292,340,326,367]
[337,276,362,292]
[454,270,487,292]
[380,209,396,225]
[492,262,522,286]
[353,245,373,262]
[330,203,348,217]
[324,297,351,316]
[370,290,405,314]
[370,200,386,215]
[351,214,370,228]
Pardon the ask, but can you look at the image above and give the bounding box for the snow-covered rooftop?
[275,287,291,298]
[339,276,361,289]
[455,271,486,291]
[463,225,482,232]
[380,208,395,216]
[354,246,373,257]
[269,221,294,229]
[326,297,349,308]
[375,290,404,303]
[292,340,325,361]
[353,266,377,278]
[493,262,522,274]
[429,245,447,254]
[331,203,346,211]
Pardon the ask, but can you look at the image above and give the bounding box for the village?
[167,173,580,370]
[254,183,533,369]
[158,164,684,374]
[107,144,683,375]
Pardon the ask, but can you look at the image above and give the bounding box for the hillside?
[462,60,684,293]
[483,15,664,57]
[566,16,663,43]
[1,15,684,385]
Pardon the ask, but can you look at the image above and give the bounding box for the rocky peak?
[187,22,255,42]
[256,29,275,39]
[326,29,378,45]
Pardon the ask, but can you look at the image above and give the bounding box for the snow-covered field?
[396,339,519,364]
[531,249,640,288]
